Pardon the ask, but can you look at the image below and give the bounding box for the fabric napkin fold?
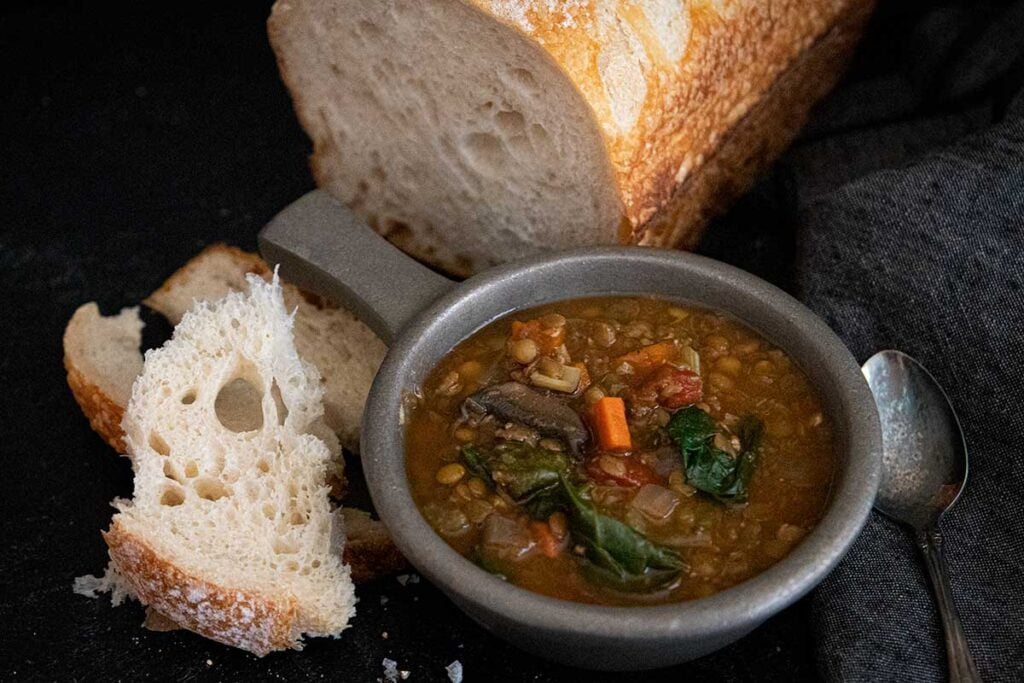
[779,3,1024,679]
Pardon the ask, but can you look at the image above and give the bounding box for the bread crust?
[64,353,128,453]
[144,243,271,324]
[105,521,300,656]
[640,0,876,248]
[342,509,410,582]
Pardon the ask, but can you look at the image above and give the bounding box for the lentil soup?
[405,297,835,606]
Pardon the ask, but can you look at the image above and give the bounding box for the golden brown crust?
[64,354,128,453]
[105,522,299,656]
[640,0,876,249]
[343,531,410,584]
[144,243,271,324]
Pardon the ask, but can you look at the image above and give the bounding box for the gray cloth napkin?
[781,1,1024,679]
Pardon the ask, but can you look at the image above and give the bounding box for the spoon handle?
[917,527,982,682]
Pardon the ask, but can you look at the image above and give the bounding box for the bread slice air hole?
[289,511,306,526]
[495,109,526,137]
[184,460,198,478]
[181,390,197,405]
[273,539,299,555]
[214,376,264,432]
[461,132,507,175]
[193,478,230,502]
[163,461,183,483]
[149,432,171,456]
[160,487,185,507]
[257,459,270,474]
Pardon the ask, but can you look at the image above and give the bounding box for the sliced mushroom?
[463,382,589,456]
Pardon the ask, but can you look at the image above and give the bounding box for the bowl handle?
[259,190,455,345]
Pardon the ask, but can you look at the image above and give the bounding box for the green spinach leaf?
[461,441,684,591]
[460,442,569,518]
[460,445,495,489]
[561,474,683,590]
[667,406,764,503]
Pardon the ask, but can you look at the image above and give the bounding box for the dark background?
[2,1,1020,681]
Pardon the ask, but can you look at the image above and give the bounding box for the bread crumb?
[383,658,398,682]
[446,660,463,683]
[206,659,213,666]
[380,595,389,605]
[382,631,389,639]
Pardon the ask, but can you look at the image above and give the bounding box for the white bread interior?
[83,275,355,655]
[144,244,385,454]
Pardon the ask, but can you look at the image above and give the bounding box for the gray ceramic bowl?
[260,191,881,670]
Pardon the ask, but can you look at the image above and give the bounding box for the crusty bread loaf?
[269,0,874,276]
[87,275,355,655]
[64,245,408,582]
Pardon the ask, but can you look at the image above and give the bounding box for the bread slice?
[144,244,386,454]
[269,0,874,276]
[89,274,355,655]
[63,303,144,453]
[63,246,407,583]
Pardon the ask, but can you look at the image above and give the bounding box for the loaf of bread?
[64,244,407,583]
[269,0,874,276]
[77,275,355,655]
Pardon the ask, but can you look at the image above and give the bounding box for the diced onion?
[482,514,532,556]
[530,364,581,393]
[679,345,701,374]
[631,484,680,520]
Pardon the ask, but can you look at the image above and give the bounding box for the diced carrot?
[592,396,632,451]
[530,521,561,558]
[615,342,676,372]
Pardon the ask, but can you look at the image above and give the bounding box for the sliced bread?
[64,245,407,582]
[63,303,144,453]
[86,274,355,655]
[144,244,386,454]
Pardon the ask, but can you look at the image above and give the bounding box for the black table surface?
[0,1,980,680]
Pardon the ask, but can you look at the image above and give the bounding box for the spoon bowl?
[863,350,968,528]
[863,350,980,682]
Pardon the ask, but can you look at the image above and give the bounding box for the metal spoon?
[862,350,981,682]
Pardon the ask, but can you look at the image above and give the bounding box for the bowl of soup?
[261,200,881,670]
[406,296,838,607]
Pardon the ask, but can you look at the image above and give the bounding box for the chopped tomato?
[637,366,703,410]
[586,454,661,487]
